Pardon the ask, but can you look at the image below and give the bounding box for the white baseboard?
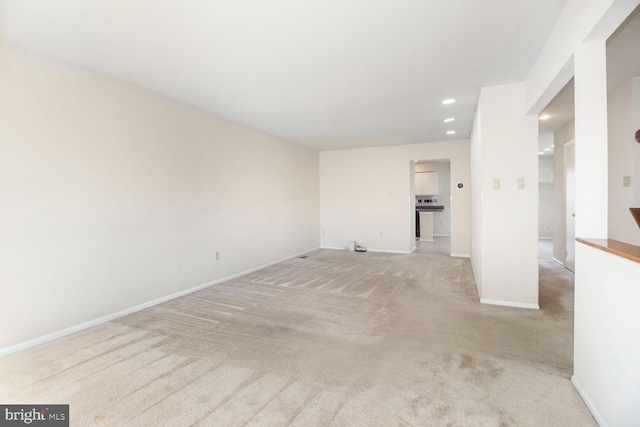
[433,234,451,237]
[450,253,470,258]
[322,246,412,255]
[0,246,320,358]
[480,299,539,310]
[572,375,608,427]
[367,248,412,254]
[552,257,564,266]
[538,237,553,240]
[321,245,347,251]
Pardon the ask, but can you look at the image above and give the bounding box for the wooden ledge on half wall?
[576,238,640,265]
[631,207,640,229]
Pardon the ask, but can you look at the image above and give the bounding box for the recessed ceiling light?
[538,152,544,155]
[442,99,456,105]
[444,118,455,123]
[446,131,456,135]
[551,144,555,147]
[539,114,551,120]
[543,148,551,151]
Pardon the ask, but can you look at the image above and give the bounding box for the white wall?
[434,162,451,236]
[415,162,439,173]
[0,40,320,351]
[608,76,640,246]
[319,141,470,255]
[573,243,640,427]
[471,82,539,309]
[470,109,483,296]
[539,155,555,238]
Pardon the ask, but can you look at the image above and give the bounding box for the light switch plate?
[623,176,631,187]
[516,178,525,189]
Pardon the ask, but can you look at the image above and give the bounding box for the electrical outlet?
[379,231,384,237]
[516,178,525,189]
[493,179,500,190]
[215,251,220,261]
[623,176,631,187]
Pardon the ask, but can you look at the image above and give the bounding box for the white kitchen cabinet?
[415,172,438,195]
[415,172,424,195]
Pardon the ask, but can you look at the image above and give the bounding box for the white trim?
[552,257,564,266]
[367,248,412,254]
[411,245,417,253]
[0,246,320,358]
[480,299,540,309]
[450,253,470,258]
[572,375,608,427]
[322,246,412,255]
[538,237,553,240]
[433,234,451,237]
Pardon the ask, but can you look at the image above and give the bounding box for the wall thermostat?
[457,183,464,189]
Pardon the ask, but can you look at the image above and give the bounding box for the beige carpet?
[0,250,596,426]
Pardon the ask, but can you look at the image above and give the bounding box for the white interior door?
[565,141,576,272]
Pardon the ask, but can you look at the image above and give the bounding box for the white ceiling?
[537,79,573,157]
[539,79,574,136]
[0,0,568,151]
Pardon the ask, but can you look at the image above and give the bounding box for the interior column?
[574,41,609,238]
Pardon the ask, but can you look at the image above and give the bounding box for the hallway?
[414,236,451,255]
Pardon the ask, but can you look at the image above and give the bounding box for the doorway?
[413,159,451,255]
[537,77,575,270]
[564,141,576,272]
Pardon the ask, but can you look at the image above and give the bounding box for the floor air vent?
[299,255,309,259]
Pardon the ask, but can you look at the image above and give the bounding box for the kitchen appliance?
[416,195,444,238]
[416,195,442,210]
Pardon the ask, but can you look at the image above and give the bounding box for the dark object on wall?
[631,208,640,229]
[457,182,464,189]
[636,129,640,143]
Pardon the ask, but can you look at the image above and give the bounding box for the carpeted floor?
[0,250,596,426]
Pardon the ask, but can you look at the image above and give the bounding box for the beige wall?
[319,141,470,256]
[0,40,320,351]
